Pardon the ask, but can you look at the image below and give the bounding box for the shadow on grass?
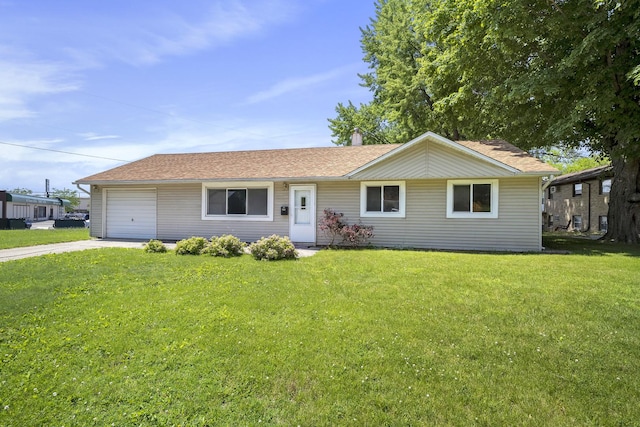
[543,233,640,257]
[322,236,640,257]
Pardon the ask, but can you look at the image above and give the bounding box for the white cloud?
[78,133,121,141]
[0,49,81,121]
[0,113,332,192]
[94,0,299,66]
[243,66,355,105]
[0,1,302,125]
[144,114,329,155]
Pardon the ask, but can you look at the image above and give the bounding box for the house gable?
[348,132,540,180]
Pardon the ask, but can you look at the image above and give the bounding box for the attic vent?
[550,186,556,193]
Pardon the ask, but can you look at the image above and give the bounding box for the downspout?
[76,184,91,196]
[585,182,591,232]
[541,174,555,225]
[540,175,555,250]
[541,175,555,193]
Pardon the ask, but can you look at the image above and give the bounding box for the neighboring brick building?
[544,165,613,233]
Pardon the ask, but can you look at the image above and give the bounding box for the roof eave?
[520,170,561,176]
[74,176,349,186]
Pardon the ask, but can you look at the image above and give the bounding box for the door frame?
[289,184,317,244]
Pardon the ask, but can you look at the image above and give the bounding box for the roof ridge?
[150,144,403,157]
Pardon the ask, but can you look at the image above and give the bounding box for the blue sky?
[0,0,375,195]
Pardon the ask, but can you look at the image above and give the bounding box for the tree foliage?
[537,147,610,174]
[9,188,33,195]
[331,0,640,242]
[51,188,79,211]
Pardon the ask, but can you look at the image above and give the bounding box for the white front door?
[289,185,316,243]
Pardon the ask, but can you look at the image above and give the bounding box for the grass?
[0,228,90,249]
[0,237,639,425]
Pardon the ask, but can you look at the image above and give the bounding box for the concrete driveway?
[0,240,165,263]
[0,240,317,262]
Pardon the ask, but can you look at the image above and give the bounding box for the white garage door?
[106,189,157,239]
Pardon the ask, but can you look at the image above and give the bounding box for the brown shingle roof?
[456,139,558,174]
[75,136,557,184]
[76,145,401,183]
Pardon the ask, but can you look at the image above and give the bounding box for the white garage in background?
[104,188,157,239]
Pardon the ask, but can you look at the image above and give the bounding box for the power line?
[0,140,130,162]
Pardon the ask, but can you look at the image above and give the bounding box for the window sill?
[446,212,498,219]
[360,211,405,218]
[202,215,273,222]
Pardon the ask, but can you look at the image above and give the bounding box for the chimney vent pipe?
[351,128,363,146]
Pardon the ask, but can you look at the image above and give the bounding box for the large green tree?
[330,0,640,243]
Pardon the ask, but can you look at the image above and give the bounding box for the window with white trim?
[446,180,499,218]
[202,182,273,221]
[360,181,405,218]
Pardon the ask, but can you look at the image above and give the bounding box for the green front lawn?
[0,238,639,425]
[0,228,90,249]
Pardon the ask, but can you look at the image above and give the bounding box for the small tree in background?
[9,188,33,195]
[534,146,610,174]
[51,188,80,212]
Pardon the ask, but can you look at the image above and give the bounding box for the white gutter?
[541,174,555,192]
[75,183,91,196]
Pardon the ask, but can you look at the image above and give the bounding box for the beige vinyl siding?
[156,183,289,242]
[92,183,288,242]
[89,187,103,238]
[357,142,427,179]
[316,177,542,251]
[353,140,513,180]
[92,176,542,251]
[317,180,362,220]
[427,143,513,178]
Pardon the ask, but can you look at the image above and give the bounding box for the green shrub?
[202,234,246,257]
[175,236,208,255]
[248,235,298,261]
[143,239,167,253]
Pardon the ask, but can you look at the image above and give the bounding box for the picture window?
[202,182,273,221]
